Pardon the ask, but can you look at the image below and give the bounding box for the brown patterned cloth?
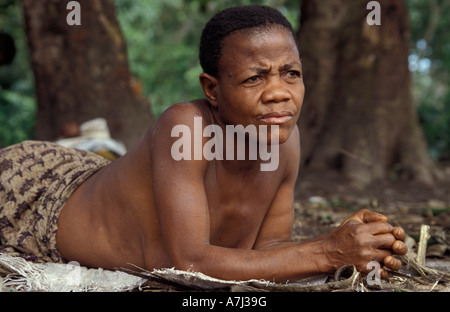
[0,141,110,263]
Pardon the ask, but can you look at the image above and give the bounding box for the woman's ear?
[199,73,219,108]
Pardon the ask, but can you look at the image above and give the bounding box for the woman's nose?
[261,77,291,104]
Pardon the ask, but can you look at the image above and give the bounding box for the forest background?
[0,0,449,161]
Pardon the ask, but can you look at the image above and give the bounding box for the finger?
[379,267,389,279]
[373,233,396,249]
[383,255,402,271]
[341,209,387,226]
[370,248,392,264]
[362,221,394,235]
[392,227,405,240]
[341,219,361,227]
[392,240,408,255]
[359,209,388,224]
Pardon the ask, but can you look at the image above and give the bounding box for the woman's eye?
[244,75,262,83]
[286,70,301,78]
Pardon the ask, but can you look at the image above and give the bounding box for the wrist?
[309,230,343,273]
[294,238,338,276]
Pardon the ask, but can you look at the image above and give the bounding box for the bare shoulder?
[143,100,210,147]
[152,100,212,130]
[145,100,212,166]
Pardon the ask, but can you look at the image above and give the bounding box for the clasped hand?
[328,209,407,278]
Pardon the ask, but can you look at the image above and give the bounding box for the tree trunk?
[21,0,153,148]
[296,0,440,186]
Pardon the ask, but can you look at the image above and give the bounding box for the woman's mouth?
[258,111,293,124]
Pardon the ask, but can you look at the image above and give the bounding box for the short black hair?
[199,5,296,77]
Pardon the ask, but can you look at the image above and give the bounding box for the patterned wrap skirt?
[0,141,110,263]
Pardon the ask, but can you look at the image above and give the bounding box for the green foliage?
[407,0,450,159]
[0,0,448,159]
[0,88,36,147]
[416,88,450,160]
[0,0,36,148]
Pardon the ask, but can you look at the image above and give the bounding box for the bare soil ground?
[291,162,450,291]
[293,162,450,239]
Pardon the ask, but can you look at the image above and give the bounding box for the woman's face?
[210,26,304,144]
